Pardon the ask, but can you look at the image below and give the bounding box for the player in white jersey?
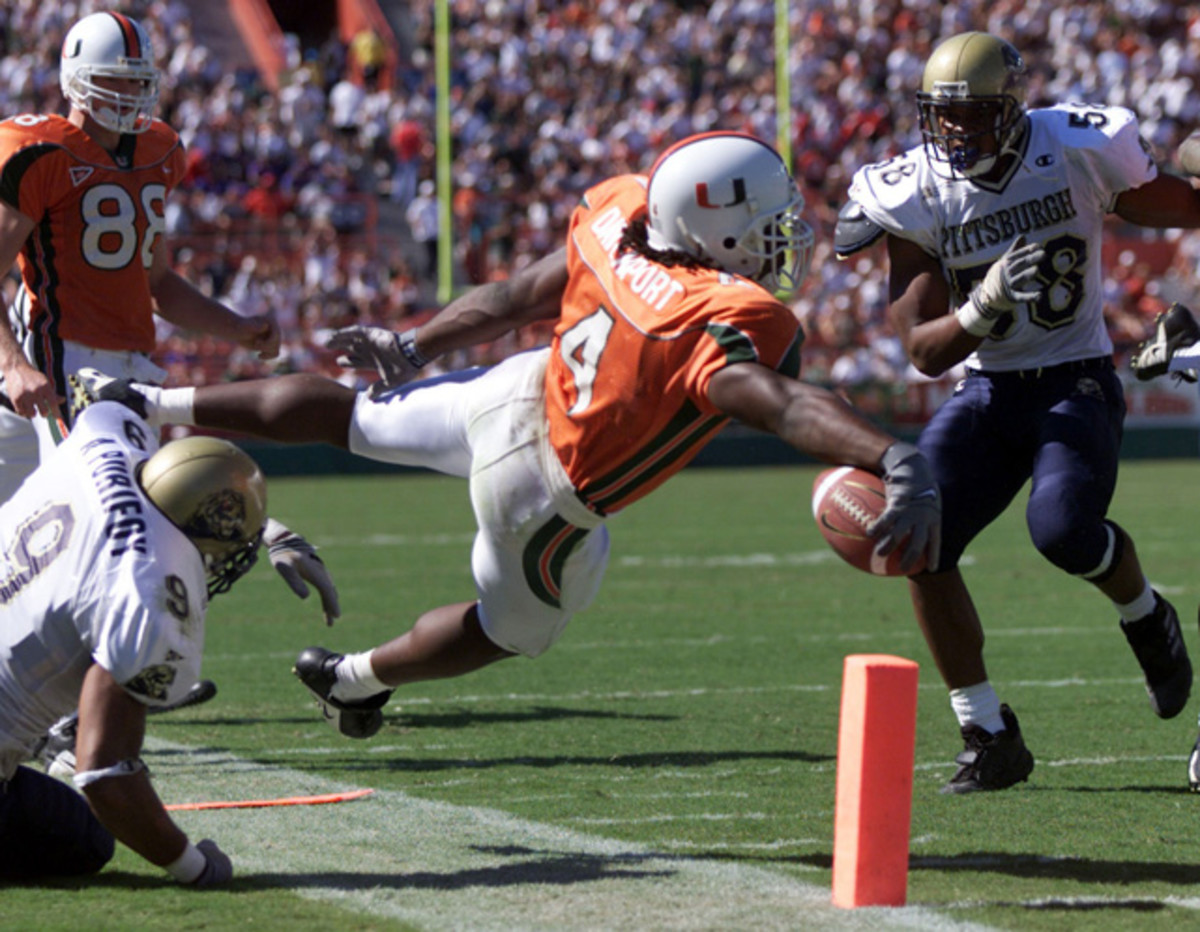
[837,31,1200,793]
[0,391,262,883]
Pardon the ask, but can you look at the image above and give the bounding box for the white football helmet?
[646,132,814,293]
[139,436,267,597]
[60,11,159,134]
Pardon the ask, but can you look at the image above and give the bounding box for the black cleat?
[1120,594,1191,719]
[941,704,1034,794]
[293,646,391,739]
[1131,303,1200,382]
[1189,734,1200,792]
[148,679,218,715]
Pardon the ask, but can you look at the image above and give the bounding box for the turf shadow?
[255,747,834,774]
[242,847,677,891]
[789,851,1199,886]
[149,705,677,730]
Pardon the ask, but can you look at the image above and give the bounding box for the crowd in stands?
[3,1,1200,405]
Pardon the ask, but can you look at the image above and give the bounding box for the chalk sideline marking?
[147,738,991,932]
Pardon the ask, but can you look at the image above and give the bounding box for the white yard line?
[147,738,994,932]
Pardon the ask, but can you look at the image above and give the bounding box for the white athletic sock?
[332,650,389,701]
[1115,581,1156,623]
[949,682,1005,734]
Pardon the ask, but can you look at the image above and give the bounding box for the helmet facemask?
[66,69,159,134]
[722,189,814,294]
[918,92,1023,179]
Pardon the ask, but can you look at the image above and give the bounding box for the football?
[811,466,924,577]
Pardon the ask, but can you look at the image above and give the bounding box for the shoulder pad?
[834,199,885,260]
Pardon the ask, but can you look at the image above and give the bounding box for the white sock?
[949,682,1005,734]
[332,650,389,702]
[1115,582,1156,623]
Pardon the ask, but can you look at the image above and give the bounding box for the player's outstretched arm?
[707,362,940,572]
[73,664,233,886]
[327,247,571,393]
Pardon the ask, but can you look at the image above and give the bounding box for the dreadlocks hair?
[616,212,718,273]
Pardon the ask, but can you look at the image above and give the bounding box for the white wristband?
[954,295,995,337]
[165,841,207,883]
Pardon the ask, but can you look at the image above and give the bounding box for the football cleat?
[1120,594,1191,719]
[1189,734,1200,792]
[34,711,79,779]
[293,646,391,739]
[68,367,149,424]
[941,704,1034,794]
[148,679,219,715]
[1131,303,1200,383]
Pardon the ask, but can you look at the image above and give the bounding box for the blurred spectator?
[2,0,1197,409]
[406,180,439,280]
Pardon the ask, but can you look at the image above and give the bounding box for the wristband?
[262,517,288,546]
[954,294,995,337]
[165,841,207,883]
[398,328,429,369]
[73,757,146,789]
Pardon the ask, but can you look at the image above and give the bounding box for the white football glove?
[191,839,233,887]
[264,518,340,625]
[956,234,1045,337]
[868,442,942,575]
[326,325,428,398]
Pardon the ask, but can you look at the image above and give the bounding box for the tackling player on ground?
[76,131,942,740]
[838,31,1200,793]
[0,386,266,883]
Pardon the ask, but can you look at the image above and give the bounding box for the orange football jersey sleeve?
[545,174,803,515]
[0,114,184,358]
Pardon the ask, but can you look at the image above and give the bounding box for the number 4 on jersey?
[558,308,614,415]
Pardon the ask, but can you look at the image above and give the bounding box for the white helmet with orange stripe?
[645,132,814,294]
[60,11,159,134]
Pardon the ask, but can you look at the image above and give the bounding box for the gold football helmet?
[917,32,1027,178]
[139,436,267,597]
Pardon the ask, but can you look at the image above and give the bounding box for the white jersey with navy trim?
[848,103,1156,372]
[0,402,207,775]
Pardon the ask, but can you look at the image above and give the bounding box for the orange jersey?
[0,114,184,356]
[546,174,803,515]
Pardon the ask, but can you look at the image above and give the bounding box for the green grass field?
[6,460,1200,930]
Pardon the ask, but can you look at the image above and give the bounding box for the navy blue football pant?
[0,765,114,878]
[919,357,1125,578]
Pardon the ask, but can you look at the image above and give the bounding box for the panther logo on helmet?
[60,12,159,134]
[185,489,252,544]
